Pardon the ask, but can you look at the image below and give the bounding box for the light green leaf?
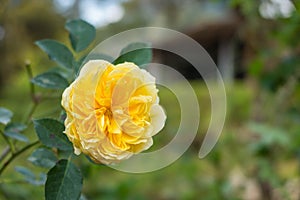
[113,42,152,67]
[4,123,28,143]
[65,19,96,52]
[33,118,73,151]
[248,122,290,146]
[15,166,46,185]
[79,194,87,200]
[84,53,114,63]
[0,107,13,125]
[28,148,57,168]
[15,166,35,180]
[36,39,74,69]
[32,72,69,89]
[45,159,83,200]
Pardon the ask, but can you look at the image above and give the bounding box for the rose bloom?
[61,60,166,164]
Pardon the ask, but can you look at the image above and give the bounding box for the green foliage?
[248,122,290,154]
[15,166,46,186]
[4,123,29,143]
[35,39,74,70]
[28,148,58,168]
[113,42,152,67]
[1,1,300,199]
[45,159,83,200]
[31,72,69,89]
[33,118,73,151]
[84,53,115,64]
[0,107,13,125]
[65,19,96,52]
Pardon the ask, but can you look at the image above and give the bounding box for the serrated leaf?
[4,123,28,142]
[33,118,73,151]
[36,39,74,69]
[113,42,152,67]
[28,148,57,168]
[0,107,13,125]
[32,72,69,89]
[45,159,83,200]
[65,19,96,52]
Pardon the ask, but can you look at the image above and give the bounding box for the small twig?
[25,60,37,104]
[0,141,39,176]
[24,61,40,124]
[0,130,15,153]
[25,103,38,125]
[0,147,10,163]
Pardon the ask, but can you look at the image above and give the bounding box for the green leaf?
[15,166,46,185]
[33,118,73,151]
[36,39,74,69]
[47,67,72,80]
[45,159,83,200]
[75,53,114,76]
[113,42,152,67]
[31,72,69,89]
[65,19,96,52]
[84,53,114,63]
[248,123,290,146]
[15,166,35,180]
[28,148,57,168]
[0,107,13,125]
[4,123,28,143]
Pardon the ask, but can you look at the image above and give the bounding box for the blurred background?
[0,0,300,199]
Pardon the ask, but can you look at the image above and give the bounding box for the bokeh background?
[0,0,300,199]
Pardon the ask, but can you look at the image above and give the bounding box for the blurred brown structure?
[152,7,244,82]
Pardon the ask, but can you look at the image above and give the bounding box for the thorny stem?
[0,141,39,176]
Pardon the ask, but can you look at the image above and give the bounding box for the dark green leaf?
[32,72,69,89]
[28,148,57,168]
[113,42,152,67]
[4,123,28,142]
[65,19,96,52]
[47,67,72,80]
[36,39,74,69]
[45,159,83,200]
[0,107,13,125]
[59,110,67,123]
[33,118,73,151]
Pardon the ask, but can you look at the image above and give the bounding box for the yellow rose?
[61,60,166,164]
